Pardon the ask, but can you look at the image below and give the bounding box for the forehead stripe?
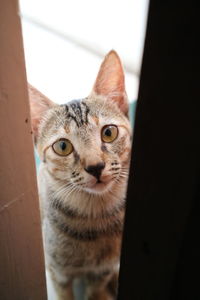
[71,101,84,127]
[63,100,90,127]
[82,101,90,124]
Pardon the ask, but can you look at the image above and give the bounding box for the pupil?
[105,128,112,137]
[60,141,67,150]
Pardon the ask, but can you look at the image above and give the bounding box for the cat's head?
[29,51,131,195]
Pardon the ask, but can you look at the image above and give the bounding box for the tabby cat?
[29,50,132,300]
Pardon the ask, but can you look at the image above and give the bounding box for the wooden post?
[118,1,200,299]
[0,1,47,299]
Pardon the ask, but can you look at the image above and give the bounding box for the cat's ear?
[91,50,129,116]
[28,84,56,142]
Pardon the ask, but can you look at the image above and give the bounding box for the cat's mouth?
[84,176,113,194]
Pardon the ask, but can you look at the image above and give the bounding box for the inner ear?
[91,50,129,115]
[28,84,56,142]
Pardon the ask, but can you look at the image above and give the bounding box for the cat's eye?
[101,125,118,143]
[52,139,73,156]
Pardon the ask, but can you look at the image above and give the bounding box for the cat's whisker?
[120,171,129,176]
[52,187,68,200]
[119,172,128,177]
[112,174,127,184]
[59,183,77,196]
[49,180,72,190]
[51,182,75,200]
[121,167,129,171]
[50,183,66,197]
[119,170,129,175]
[64,186,78,199]
[121,168,129,171]
[119,173,129,178]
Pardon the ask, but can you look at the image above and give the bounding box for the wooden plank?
[0,1,47,299]
[118,1,200,299]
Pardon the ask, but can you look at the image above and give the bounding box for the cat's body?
[29,51,131,300]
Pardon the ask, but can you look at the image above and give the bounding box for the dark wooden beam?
[118,1,200,299]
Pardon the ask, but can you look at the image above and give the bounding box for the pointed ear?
[91,50,129,115]
[28,84,55,142]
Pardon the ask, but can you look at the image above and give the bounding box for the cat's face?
[29,50,132,195]
[36,95,131,195]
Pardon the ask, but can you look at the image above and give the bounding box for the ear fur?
[28,84,55,142]
[91,50,129,115]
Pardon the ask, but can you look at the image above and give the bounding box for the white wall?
[19,0,149,104]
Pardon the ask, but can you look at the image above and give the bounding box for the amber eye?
[52,139,73,156]
[101,125,118,143]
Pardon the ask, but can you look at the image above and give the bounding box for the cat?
[29,50,132,300]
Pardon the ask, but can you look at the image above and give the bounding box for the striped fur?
[30,50,132,299]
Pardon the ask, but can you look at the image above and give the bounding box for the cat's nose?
[84,162,105,180]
